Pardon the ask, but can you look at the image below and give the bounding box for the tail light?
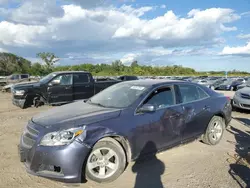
[226,96,231,101]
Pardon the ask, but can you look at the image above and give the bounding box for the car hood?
[13,81,40,90]
[32,101,121,128]
[238,87,250,94]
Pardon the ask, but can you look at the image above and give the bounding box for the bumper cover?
[233,96,250,110]
[18,137,91,183]
[12,97,26,109]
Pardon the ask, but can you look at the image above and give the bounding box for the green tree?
[0,52,31,75]
[37,52,59,73]
[131,60,139,68]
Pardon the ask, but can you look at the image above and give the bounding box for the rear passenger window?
[144,87,174,109]
[179,85,208,103]
[197,87,209,99]
[21,75,29,79]
[73,74,89,84]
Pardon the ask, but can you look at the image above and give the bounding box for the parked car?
[196,79,215,87]
[18,80,232,183]
[117,75,138,81]
[207,78,227,90]
[233,87,250,110]
[0,74,30,86]
[216,79,243,91]
[236,80,250,90]
[12,71,121,109]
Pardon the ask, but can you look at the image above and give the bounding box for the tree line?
[0,52,249,77]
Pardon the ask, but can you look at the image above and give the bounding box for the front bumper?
[233,96,250,110]
[19,127,91,183]
[12,97,26,109]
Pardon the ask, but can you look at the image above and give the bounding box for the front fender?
[78,125,119,147]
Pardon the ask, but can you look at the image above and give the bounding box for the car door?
[47,74,73,104]
[133,86,184,155]
[73,73,94,100]
[177,84,212,141]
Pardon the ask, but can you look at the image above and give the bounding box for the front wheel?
[202,116,225,145]
[85,138,126,183]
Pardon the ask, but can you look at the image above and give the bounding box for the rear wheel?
[85,138,126,183]
[202,116,225,145]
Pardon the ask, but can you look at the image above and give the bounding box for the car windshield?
[88,82,149,108]
[39,73,56,83]
[246,81,250,87]
[222,80,233,85]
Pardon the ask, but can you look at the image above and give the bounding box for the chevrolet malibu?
[19,80,232,183]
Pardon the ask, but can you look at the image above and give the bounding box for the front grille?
[241,93,250,99]
[23,135,36,148]
[22,123,39,149]
[241,104,250,108]
[27,125,39,136]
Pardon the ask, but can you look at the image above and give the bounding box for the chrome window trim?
[177,83,210,105]
[134,83,211,116]
[134,84,177,115]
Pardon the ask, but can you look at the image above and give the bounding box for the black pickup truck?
[12,71,123,109]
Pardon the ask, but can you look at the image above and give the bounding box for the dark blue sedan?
[19,80,232,183]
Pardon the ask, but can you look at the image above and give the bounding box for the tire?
[202,116,225,145]
[85,138,126,183]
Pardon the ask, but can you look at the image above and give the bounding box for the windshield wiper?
[87,99,106,107]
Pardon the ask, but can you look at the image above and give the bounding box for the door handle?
[65,86,72,90]
[203,105,210,110]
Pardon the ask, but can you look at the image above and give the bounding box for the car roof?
[53,71,90,74]
[123,79,187,86]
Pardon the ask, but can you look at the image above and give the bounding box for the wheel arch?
[213,112,225,120]
[96,135,132,164]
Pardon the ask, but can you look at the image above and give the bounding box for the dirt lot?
[0,92,250,188]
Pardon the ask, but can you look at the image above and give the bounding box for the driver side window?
[143,87,174,109]
[50,74,73,86]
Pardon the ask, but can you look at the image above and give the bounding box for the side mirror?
[49,80,60,86]
[138,104,156,113]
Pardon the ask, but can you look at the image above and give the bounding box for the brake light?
[226,96,231,101]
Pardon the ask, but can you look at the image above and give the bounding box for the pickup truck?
[0,74,30,86]
[12,71,122,109]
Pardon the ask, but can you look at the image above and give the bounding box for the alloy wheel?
[209,121,223,141]
[87,147,119,179]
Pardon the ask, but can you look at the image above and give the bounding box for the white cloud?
[0,21,47,46]
[66,0,136,8]
[120,53,141,64]
[9,0,64,25]
[0,7,10,17]
[221,42,250,56]
[0,0,8,5]
[160,4,166,9]
[241,11,250,16]
[119,5,153,17]
[0,47,8,52]
[0,3,242,66]
[113,8,240,47]
[237,33,250,39]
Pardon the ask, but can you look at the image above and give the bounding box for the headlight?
[40,127,85,146]
[14,90,25,96]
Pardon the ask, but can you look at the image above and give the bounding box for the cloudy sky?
[0,0,250,71]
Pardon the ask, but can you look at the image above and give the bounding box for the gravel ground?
[0,92,249,188]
